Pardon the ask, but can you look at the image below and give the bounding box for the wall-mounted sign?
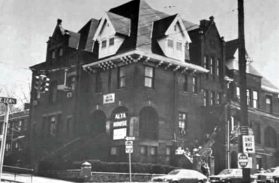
[112,110,129,140]
[103,93,115,104]
[113,128,127,140]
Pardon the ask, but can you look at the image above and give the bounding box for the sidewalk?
[1,172,76,183]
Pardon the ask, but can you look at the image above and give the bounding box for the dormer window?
[167,39,174,48]
[185,42,189,50]
[101,39,107,49]
[109,37,114,46]
[176,41,182,51]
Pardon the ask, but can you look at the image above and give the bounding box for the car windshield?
[168,170,181,175]
[219,169,234,175]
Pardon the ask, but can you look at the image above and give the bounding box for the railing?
[2,165,34,183]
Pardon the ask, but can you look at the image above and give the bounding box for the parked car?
[151,169,208,183]
[209,169,256,183]
[256,167,279,183]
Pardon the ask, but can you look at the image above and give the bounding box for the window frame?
[192,76,198,93]
[167,39,174,49]
[178,112,187,135]
[183,74,188,92]
[144,66,154,88]
[117,66,126,89]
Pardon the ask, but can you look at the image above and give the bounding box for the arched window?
[139,106,158,140]
[264,126,277,148]
[91,110,106,134]
[230,151,238,168]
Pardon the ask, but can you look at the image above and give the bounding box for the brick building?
[0,110,29,165]
[28,0,279,174]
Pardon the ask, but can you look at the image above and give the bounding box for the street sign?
[238,153,249,168]
[0,97,17,105]
[125,136,135,141]
[242,135,255,153]
[125,140,133,153]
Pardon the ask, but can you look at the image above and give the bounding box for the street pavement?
[1,172,76,183]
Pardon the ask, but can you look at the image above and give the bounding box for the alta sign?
[0,97,17,104]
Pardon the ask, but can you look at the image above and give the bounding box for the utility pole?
[238,0,250,182]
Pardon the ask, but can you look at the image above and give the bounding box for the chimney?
[57,19,62,25]
[209,16,214,22]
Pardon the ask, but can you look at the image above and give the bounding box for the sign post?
[125,137,134,182]
[0,97,16,181]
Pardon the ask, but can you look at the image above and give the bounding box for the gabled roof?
[152,14,177,38]
[78,18,99,51]
[183,20,199,31]
[107,12,131,36]
[226,39,238,59]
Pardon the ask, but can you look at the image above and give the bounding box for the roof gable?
[78,18,99,51]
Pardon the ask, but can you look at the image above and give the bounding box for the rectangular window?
[203,90,208,106]
[210,58,214,75]
[150,147,157,156]
[95,72,102,93]
[144,66,154,88]
[110,147,117,155]
[140,146,147,156]
[166,146,171,155]
[178,112,187,134]
[52,50,56,59]
[210,91,215,105]
[254,123,261,144]
[266,95,272,113]
[167,39,174,48]
[183,75,188,92]
[247,89,250,106]
[109,37,114,46]
[216,59,220,76]
[101,39,107,48]
[216,92,220,105]
[117,67,125,88]
[204,56,207,69]
[176,42,182,51]
[192,77,197,93]
[59,48,63,56]
[236,86,240,101]
[252,91,258,108]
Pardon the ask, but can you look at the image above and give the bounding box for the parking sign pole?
[0,103,10,181]
[129,152,132,182]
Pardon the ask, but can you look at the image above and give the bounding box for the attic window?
[109,37,114,46]
[176,42,182,51]
[101,39,107,49]
[167,39,174,48]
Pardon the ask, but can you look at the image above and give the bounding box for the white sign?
[0,97,17,104]
[113,128,127,140]
[125,136,135,141]
[125,140,133,153]
[103,93,115,104]
[238,153,252,168]
[113,120,127,127]
[242,135,255,153]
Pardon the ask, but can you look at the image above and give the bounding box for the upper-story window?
[59,48,63,56]
[210,58,214,75]
[183,74,188,92]
[252,91,258,108]
[95,72,102,93]
[167,39,174,48]
[236,86,240,101]
[101,39,107,49]
[109,37,114,46]
[117,67,125,89]
[192,76,198,93]
[216,92,221,105]
[176,41,182,51]
[210,91,215,105]
[178,112,187,135]
[216,59,220,77]
[52,50,56,59]
[247,89,251,106]
[203,90,208,106]
[266,95,272,113]
[144,66,154,88]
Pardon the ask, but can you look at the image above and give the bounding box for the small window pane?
[109,37,114,46]
[176,42,182,51]
[102,40,107,48]
[167,39,174,48]
[145,78,152,88]
[145,66,153,77]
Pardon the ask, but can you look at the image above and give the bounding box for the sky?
[0,0,279,104]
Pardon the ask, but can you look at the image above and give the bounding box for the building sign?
[112,111,129,140]
[103,93,115,104]
[113,128,127,140]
